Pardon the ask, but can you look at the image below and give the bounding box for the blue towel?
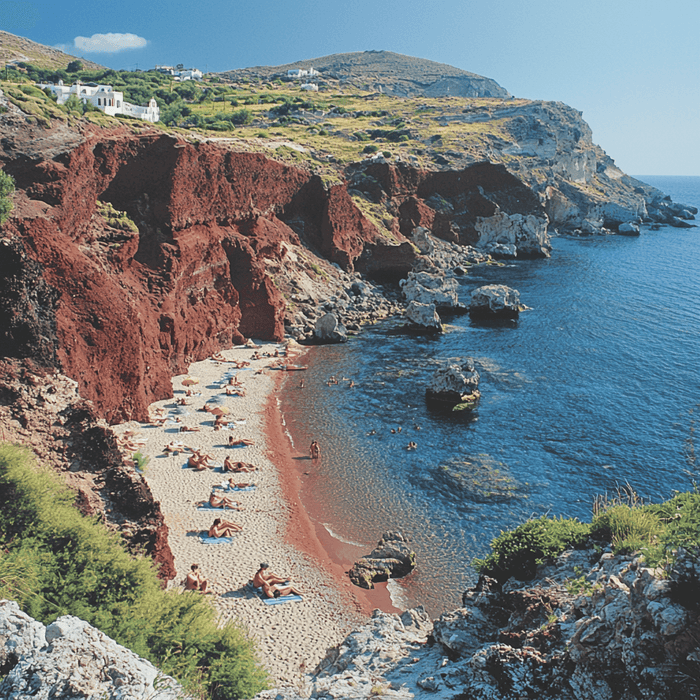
[199,536,236,544]
[213,484,256,492]
[262,594,303,605]
[197,504,240,511]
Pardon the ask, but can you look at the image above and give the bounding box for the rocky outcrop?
[469,284,523,319]
[400,271,462,308]
[347,532,417,589]
[0,600,187,699]
[476,209,551,258]
[426,358,480,410]
[259,547,700,700]
[313,312,347,344]
[0,358,175,580]
[404,300,442,332]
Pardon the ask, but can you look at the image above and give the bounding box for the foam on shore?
[112,342,366,683]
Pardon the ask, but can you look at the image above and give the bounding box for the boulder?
[404,300,442,332]
[313,312,347,344]
[347,531,416,589]
[0,601,186,699]
[411,225,435,255]
[400,271,462,308]
[618,221,641,236]
[469,284,522,319]
[426,359,480,410]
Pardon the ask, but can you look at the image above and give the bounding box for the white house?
[287,67,319,79]
[38,81,160,123]
[300,83,318,91]
[154,65,203,81]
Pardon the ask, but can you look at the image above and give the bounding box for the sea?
[278,175,700,616]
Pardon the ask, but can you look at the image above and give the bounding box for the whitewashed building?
[287,67,319,78]
[154,65,203,81]
[300,82,318,91]
[38,81,160,123]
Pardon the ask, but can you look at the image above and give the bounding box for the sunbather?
[223,456,256,473]
[184,564,210,593]
[208,490,242,510]
[208,517,242,538]
[228,437,255,447]
[188,451,214,470]
[253,562,301,598]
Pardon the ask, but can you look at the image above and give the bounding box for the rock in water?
[469,284,522,319]
[400,270,462,308]
[0,600,187,699]
[404,300,443,332]
[426,358,480,410]
[348,532,416,589]
[314,312,347,343]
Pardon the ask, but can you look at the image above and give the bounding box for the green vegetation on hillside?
[474,484,700,591]
[0,444,268,699]
[0,170,15,224]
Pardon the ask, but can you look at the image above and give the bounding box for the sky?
[3,0,699,176]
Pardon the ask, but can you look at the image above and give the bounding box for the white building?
[287,67,319,79]
[154,65,203,81]
[38,81,160,123]
[300,83,318,91]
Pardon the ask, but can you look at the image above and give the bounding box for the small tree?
[66,60,83,73]
[0,170,15,225]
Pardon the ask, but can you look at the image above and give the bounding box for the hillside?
[216,49,510,98]
[0,30,104,71]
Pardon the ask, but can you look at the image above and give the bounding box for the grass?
[0,443,268,699]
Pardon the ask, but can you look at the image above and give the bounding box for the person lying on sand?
[211,352,228,362]
[214,477,254,491]
[177,397,190,405]
[163,441,191,454]
[223,456,256,473]
[208,517,242,538]
[228,437,254,447]
[225,386,246,396]
[206,490,242,510]
[179,425,200,433]
[184,564,210,593]
[188,451,215,470]
[253,563,302,598]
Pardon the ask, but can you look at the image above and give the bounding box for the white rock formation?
[0,600,187,700]
[400,271,461,308]
[469,284,522,318]
[314,312,347,343]
[475,209,551,258]
[426,359,480,406]
[404,300,442,331]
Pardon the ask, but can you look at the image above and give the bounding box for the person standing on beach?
[310,440,320,460]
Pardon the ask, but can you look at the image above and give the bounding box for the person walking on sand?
[310,440,321,460]
[185,564,210,593]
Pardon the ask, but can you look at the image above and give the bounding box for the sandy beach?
[112,340,383,684]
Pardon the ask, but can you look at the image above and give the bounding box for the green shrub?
[591,504,662,555]
[0,444,268,698]
[0,170,15,225]
[473,515,591,582]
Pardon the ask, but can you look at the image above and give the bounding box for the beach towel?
[197,504,240,511]
[250,584,302,605]
[213,484,256,492]
[199,536,236,544]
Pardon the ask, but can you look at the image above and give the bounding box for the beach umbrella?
[210,406,231,417]
[182,376,200,386]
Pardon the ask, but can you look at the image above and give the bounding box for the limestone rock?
[469,284,522,319]
[475,209,551,258]
[618,221,640,236]
[0,601,187,699]
[411,226,435,255]
[404,300,442,332]
[314,312,347,344]
[426,359,480,410]
[347,532,416,589]
[400,271,462,308]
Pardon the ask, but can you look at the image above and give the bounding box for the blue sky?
[3,0,699,175]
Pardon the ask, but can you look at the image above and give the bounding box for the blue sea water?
[279,175,700,616]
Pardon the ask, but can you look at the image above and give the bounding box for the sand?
[111,341,369,684]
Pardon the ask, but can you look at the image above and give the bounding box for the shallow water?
[279,176,700,616]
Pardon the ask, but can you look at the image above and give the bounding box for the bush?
[0,170,15,225]
[591,504,662,555]
[473,515,591,582]
[0,444,268,698]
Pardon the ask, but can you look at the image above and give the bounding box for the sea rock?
[400,271,461,308]
[347,531,416,589]
[404,300,442,331]
[313,312,347,344]
[0,601,187,700]
[475,209,551,258]
[618,221,641,236]
[426,358,480,409]
[469,284,522,319]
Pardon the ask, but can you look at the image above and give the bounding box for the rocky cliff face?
[257,547,700,700]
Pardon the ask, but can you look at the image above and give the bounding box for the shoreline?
[111,341,396,685]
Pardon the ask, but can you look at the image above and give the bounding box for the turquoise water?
[279,176,700,615]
